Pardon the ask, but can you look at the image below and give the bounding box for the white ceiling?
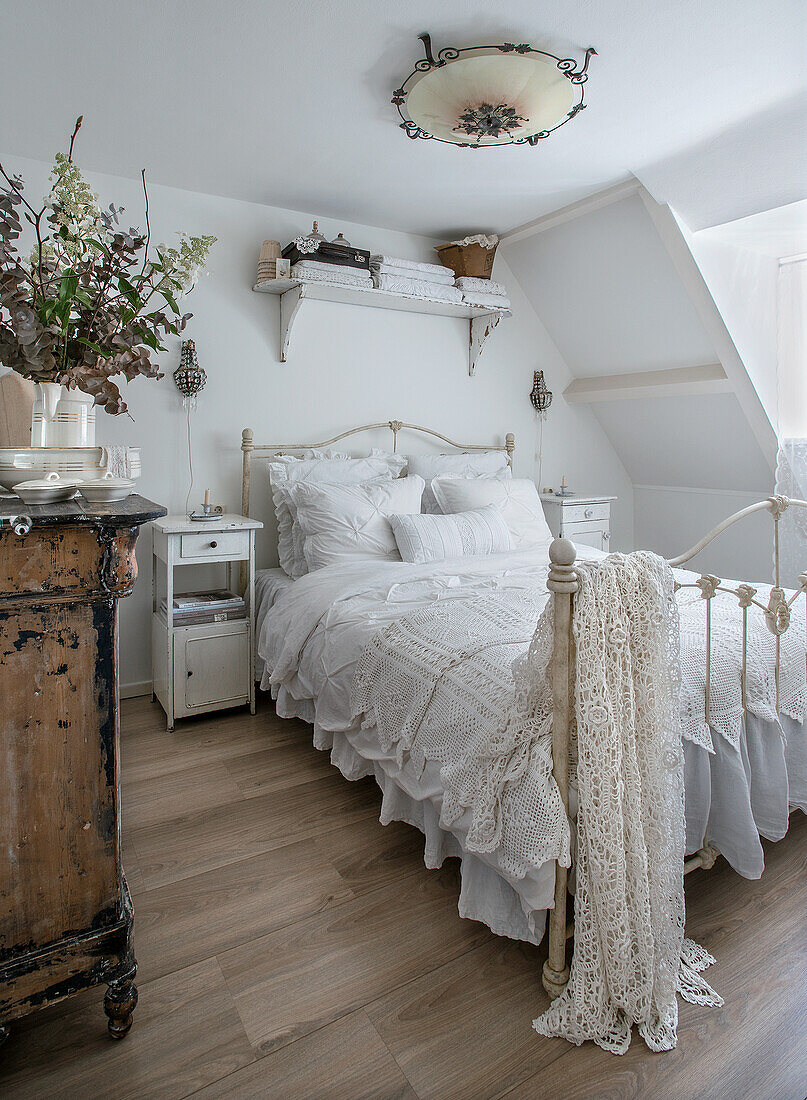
[694,199,807,260]
[2,0,805,236]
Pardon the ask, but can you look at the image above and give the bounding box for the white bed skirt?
[269,681,807,946]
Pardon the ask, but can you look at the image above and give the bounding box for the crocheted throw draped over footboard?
[532,552,721,1053]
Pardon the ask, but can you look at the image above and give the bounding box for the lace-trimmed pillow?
[432,476,553,551]
[268,453,406,578]
[389,504,512,564]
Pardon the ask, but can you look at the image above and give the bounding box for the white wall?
[685,231,779,430]
[2,155,633,692]
[501,193,776,581]
[633,486,772,583]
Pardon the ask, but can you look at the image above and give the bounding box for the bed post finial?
[543,536,578,1000]
[240,429,255,593]
[505,432,515,468]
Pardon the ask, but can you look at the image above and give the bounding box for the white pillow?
[289,475,425,572]
[389,504,511,564]
[268,453,406,577]
[431,477,553,551]
[405,452,511,512]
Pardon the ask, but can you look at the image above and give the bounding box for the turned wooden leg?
[104,978,138,1039]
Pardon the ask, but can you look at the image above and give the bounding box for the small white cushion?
[290,475,425,571]
[389,504,512,564]
[431,477,553,551]
[405,452,511,512]
[268,453,406,577]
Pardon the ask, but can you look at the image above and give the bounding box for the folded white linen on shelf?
[455,276,508,296]
[461,292,511,308]
[291,261,372,288]
[371,263,456,286]
[371,255,451,278]
[372,273,464,302]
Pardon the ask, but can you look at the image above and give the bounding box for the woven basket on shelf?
[434,241,497,279]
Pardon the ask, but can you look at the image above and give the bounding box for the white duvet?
[259,547,807,940]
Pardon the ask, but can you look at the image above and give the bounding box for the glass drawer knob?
[585,507,594,519]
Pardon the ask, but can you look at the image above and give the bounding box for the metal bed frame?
[541,495,807,998]
[239,421,805,1001]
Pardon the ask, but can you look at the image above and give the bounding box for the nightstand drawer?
[180,530,249,559]
[560,502,610,525]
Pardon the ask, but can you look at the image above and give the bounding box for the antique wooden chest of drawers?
[0,495,164,1046]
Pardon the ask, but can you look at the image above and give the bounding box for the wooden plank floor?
[1,694,806,1099]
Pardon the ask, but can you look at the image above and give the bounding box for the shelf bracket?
[279,284,306,362]
[469,312,502,376]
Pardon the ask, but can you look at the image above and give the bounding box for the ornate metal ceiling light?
[392,33,595,147]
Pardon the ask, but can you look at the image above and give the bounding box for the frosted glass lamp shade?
[392,36,594,147]
[407,53,574,145]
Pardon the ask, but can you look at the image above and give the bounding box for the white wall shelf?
[252,278,511,376]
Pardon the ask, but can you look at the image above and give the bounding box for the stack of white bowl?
[0,446,141,491]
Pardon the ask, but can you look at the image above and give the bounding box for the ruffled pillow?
[268,452,406,577]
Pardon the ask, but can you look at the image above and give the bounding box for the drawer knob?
[187,669,194,677]
[210,540,218,548]
[603,531,610,541]
[584,507,594,519]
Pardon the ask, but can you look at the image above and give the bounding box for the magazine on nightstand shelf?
[158,589,246,626]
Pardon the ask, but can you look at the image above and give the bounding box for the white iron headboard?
[240,419,515,521]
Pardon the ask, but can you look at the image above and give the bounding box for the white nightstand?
[541,494,616,552]
[151,513,263,731]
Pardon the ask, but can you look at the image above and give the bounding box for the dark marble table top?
[0,493,166,529]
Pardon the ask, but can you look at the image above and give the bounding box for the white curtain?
[775,259,807,587]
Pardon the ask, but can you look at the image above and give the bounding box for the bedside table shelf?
[541,493,616,552]
[151,514,263,731]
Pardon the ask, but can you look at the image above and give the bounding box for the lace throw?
[533,553,721,1054]
[352,589,571,878]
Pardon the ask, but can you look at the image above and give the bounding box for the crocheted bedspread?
[352,564,806,882]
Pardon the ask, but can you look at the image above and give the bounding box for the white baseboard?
[121,680,153,699]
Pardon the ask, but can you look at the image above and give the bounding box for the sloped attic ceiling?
[501,191,774,496]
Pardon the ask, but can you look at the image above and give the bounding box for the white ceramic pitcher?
[32,383,96,447]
